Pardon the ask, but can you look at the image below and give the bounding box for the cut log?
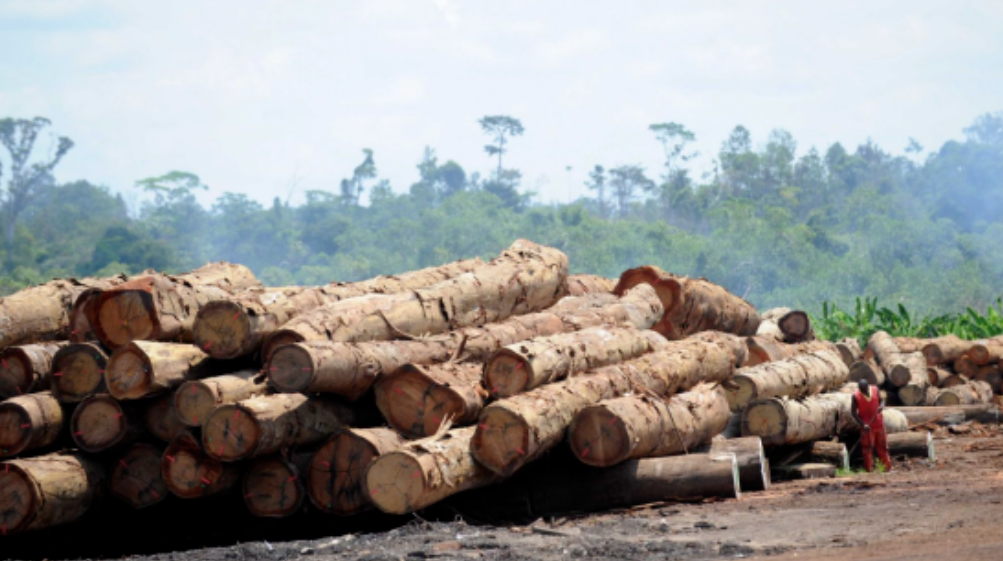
[899,384,939,406]
[973,365,1002,394]
[175,370,269,427]
[836,338,863,366]
[727,350,849,411]
[0,392,64,457]
[364,426,501,514]
[89,262,260,349]
[773,463,836,480]
[568,384,730,467]
[867,331,911,384]
[262,240,569,356]
[927,366,954,387]
[0,452,104,534]
[109,443,167,509]
[922,334,974,366]
[374,363,485,438]
[887,431,934,461]
[70,394,144,453]
[243,451,312,518]
[267,284,662,399]
[566,275,617,296]
[953,355,979,377]
[161,431,241,499]
[755,308,787,342]
[743,338,838,368]
[105,341,214,400]
[703,436,771,492]
[614,266,760,339]
[143,393,187,443]
[968,336,1003,365]
[807,441,849,471]
[307,427,406,515]
[202,394,356,462]
[471,332,740,476]
[886,352,928,389]
[849,359,885,387]
[50,343,109,403]
[0,342,69,399]
[942,374,968,388]
[891,337,931,354]
[934,380,994,406]
[891,404,1001,425]
[741,392,907,447]
[777,310,814,343]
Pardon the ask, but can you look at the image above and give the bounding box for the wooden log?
[899,384,940,406]
[727,350,849,411]
[50,343,109,403]
[568,384,730,467]
[703,436,770,492]
[161,431,241,499]
[566,274,617,296]
[808,441,849,471]
[105,341,213,400]
[471,332,739,476]
[891,337,931,354]
[243,451,312,518]
[836,338,863,366]
[755,308,787,342]
[968,336,1003,365]
[262,240,569,356]
[777,310,814,343]
[143,393,187,443]
[307,427,406,515]
[886,352,928,389]
[922,334,974,366]
[743,337,837,368]
[267,284,662,398]
[953,355,980,377]
[849,359,885,387]
[374,363,485,438]
[202,394,356,462]
[935,380,994,406]
[89,262,260,349]
[109,443,167,509]
[888,431,934,461]
[819,388,910,434]
[891,404,1001,425]
[175,370,268,427]
[70,394,144,453]
[773,463,836,480]
[484,326,660,397]
[867,331,911,383]
[0,342,69,399]
[927,366,954,387]
[0,452,104,534]
[973,364,1002,394]
[614,265,760,339]
[0,392,64,457]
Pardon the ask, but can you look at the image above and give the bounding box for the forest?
[1,111,1001,318]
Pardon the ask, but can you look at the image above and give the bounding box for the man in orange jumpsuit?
[851,379,893,472]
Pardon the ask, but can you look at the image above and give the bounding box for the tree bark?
[202,394,356,462]
[262,240,569,357]
[568,384,730,467]
[471,332,741,476]
[922,334,974,366]
[307,427,406,515]
[242,451,313,518]
[267,284,661,398]
[143,393,187,443]
[0,452,104,534]
[70,394,144,453]
[566,275,617,296]
[89,262,260,349]
[50,343,108,403]
[161,431,241,499]
[727,350,848,411]
[899,384,939,406]
[0,342,69,399]
[890,404,1001,426]
[0,391,64,457]
[891,337,931,354]
[867,331,915,386]
[743,338,838,368]
[175,370,269,427]
[887,431,934,461]
[374,362,485,438]
[109,443,167,509]
[105,341,215,400]
[614,265,760,340]
[934,380,994,406]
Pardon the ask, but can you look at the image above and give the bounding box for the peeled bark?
[70,394,144,453]
[887,352,928,388]
[566,275,617,296]
[143,393,187,443]
[471,332,740,476]
[105,341,213,400]
[727,350,849,411]
[836,338,863,366]
[307,427,406,515]
[887,431,934,461]
[109,443,167,509]
[614,266,760,339]
[0,342,69,399]
[922,334,975,366]
[744,338,838,368]
[0,392,64,458]
[243,451,313,518]
[374,362,485,438]
[263,240,569,356]
[175,370,269,427]
[161,431,241,499]
[89,262,260,349]
[267,284,662,398]
[849,358,885,387]
[202,394,356,462]
[568,384,730,467]
[934,380,994,406]
[50,343,109,403]
[0,452,104,534]
[484,326,660,397]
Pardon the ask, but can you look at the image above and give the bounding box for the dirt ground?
[4,425,1003,561]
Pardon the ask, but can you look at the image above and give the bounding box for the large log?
[743,338,838,368]
[374,362,485,438]
[848,358,885,387]
[776,310,814,343]
[702,436,771,492]
[484,326,658,397]
[772,441,848,472]
[614,266,760,339]
[262,240,569,356]
[89,262,261,349]
[755,308,787,341]
[202,394,355,462]
[70,394,144,453]
[105,341,214,400]
[50,343,109,403]
[887,431,934,461]
[922,334,975,366]
[267,284,662,399]
[867,331,915,385]
[307,427,406,515]
[109,443,167,509]
[773,463,836,480]
[899,385,940,407]
[566,274,617,296]
[0,392,64,457]
[973,365,1002,394]
[143,393,187,443]
[953,355,980,377]
[890,404,1001,426]
[927,366,954,387]
[727,350,848,411]
[892,337,931,354]
[175,370,269,427]
[161,431,241,499]
[967,335,1003,365]
[0,452,104,534]
[568,384,730,467]
[886,352,928,389]
[836,338,863,366]
[0,342,69,399]
[243,451,312,518]
[471,332,740,476]
[934,380,994,406]
[69,272,152,343]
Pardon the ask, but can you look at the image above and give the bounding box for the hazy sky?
[2,1,1001,207]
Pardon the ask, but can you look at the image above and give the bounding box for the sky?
[2,0,1002,208]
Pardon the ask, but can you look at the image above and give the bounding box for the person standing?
[851,379,893,472]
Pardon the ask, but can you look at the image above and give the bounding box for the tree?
[648,122,697,183]
[0,117,74,270]
[135,171,210,268]
[584,165,609,218]
[479,115,524,179]
[340,149,376,206]
[608,165,654,218]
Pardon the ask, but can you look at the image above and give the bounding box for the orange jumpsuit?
[854,386,892,472]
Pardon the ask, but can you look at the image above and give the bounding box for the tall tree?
[648,122,697,183]
[0,117,74,270]
[584,165,609,218]
[608,165,654,218]
[479,115,524,179]
[340,149,376,206]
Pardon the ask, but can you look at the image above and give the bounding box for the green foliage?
[814,298,1003,346]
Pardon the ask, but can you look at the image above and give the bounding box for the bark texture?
[727,350,849,411]
[566,275,617,296]
[374,362,486,438]
[50,343,108,403]
[886,352,928,389]
[836,338,863,366]
[0,391,64,457]
[922,334,975,366]
[0,342,69,399]
[743,338,838,368]
[307,427,406,515]
[0,452,104,534]
[109,443,167,509]
[175,370,269,427]
[105,341,213,400]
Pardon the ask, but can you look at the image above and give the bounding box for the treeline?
[1,112,1001,316]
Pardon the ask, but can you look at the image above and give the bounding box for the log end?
[307,432,380,515]
[71,394,129,453]
[175,381,217,427]
[0,462,37,534]
[0,402,33,457]
[69,288,102,343]
[741,400,787,447]
[887,364,912,388]
[51,344,108,403]
[262,330,306,361]
[934,392,961,407]
[376,366,466,438]
[94,283,158,348]
[471,407,530,476]
[898,384,927,406]
[921,344,944,366]
[0,349,33,398]
[613,266,681,339]
[162,437,230,498]
[777,310,812,343]
[105,343,155,400]
[267,344,317,393]
[483,350,532,398]
[567,406,630,467]
[193,301,254,359]
[727,376,757,412]
[110,444,168,509]
[243,456,306,518]
[203,404,259,461]
[364,451,426,515]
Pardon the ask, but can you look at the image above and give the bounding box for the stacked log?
[174,370,269,427]
[0,453,105,534]
[50,343,109,403]
[727,350,849,411]
[0,392,64,457]
[243,451,313,518]
[109,443,167,509]
[307,427,406,515]
[0,342,68,398]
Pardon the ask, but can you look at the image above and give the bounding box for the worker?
[850,378,893,472]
